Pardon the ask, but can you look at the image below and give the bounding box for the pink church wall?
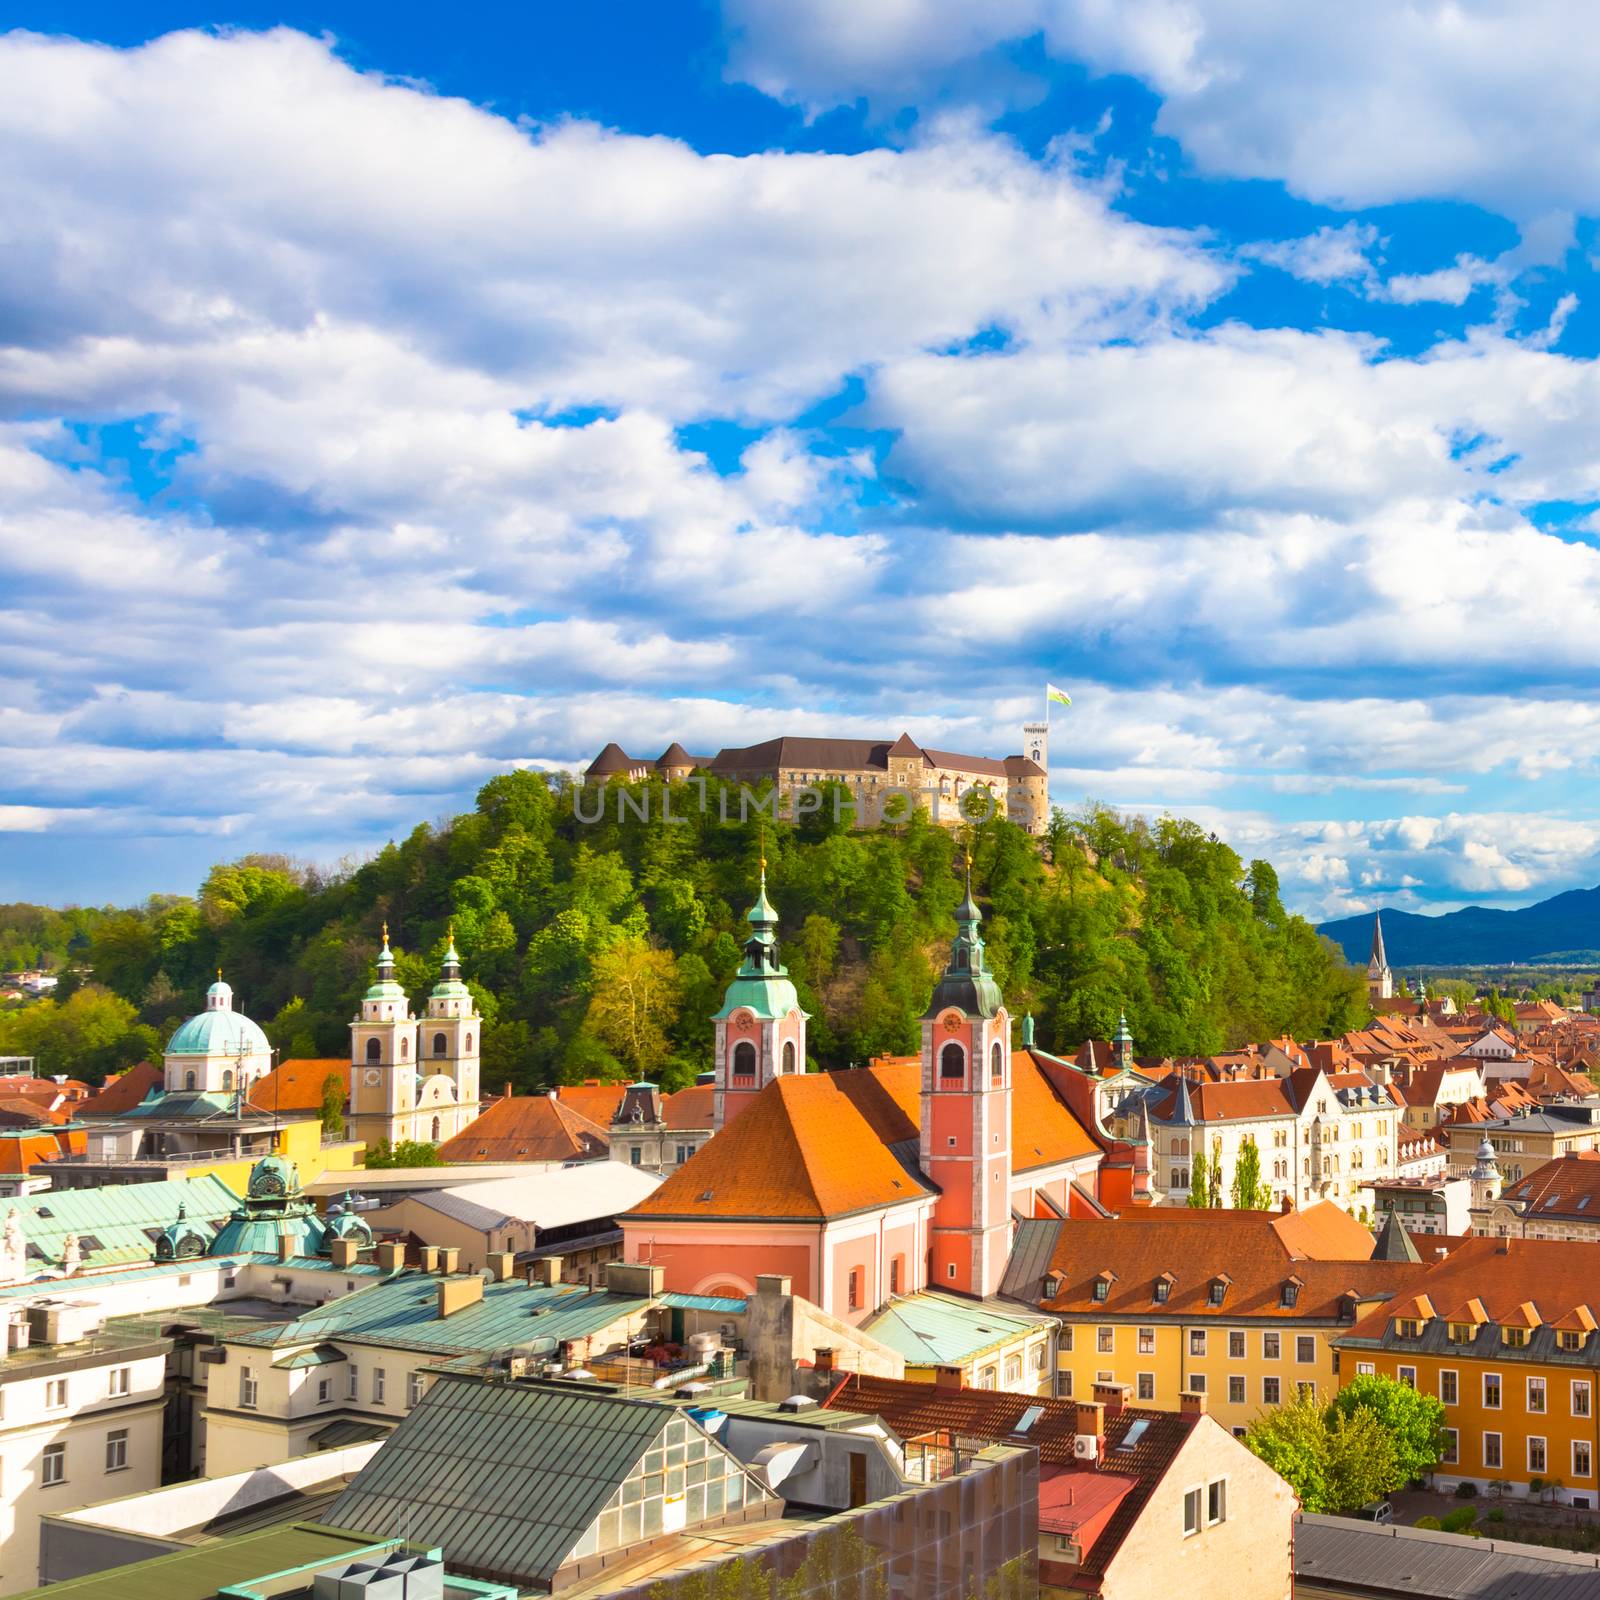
[620,1221,819,1302]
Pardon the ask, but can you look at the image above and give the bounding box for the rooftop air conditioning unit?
[1073,1433,1099,1461]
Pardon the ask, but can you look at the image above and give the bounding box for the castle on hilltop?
[584,731,1049,833]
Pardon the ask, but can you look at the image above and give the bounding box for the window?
[1189,1329,1207,1357]
[1398,1366,1416,1389]
[108,1367,130,1398]
[104,1430,128,1472]
[947,1263,957,1280]
[1529,1436,1548,1474]
[1138,1327,1155,1355]
[1356,1362,1375,1376]
[1058,1371,1073,1398]
[184,1070,197,1090]
[1097,1327,1114,1354]
[1576,1440,1593,1479]
[317,1377,332,1404]
[991,1041,1003,1082]
[221,1070,233,1091]
[1483,1372,1501,1409]
[1060,1328,1073,1353]
[847,1269,861,1311]
[365,1038,381,1063]
[1297,1382,1315,1400]
[1004,1355,1022,1387]
[239,1369,258,1410]
[1208,1280,1227,1306]
[939,1042,965,1080]
[1183,1488,1202,1537]
[433,1032,446,1055]
[1295,1336,1316,1365]
[1440,1369,1458,1405]
[1228,1330,1245,1360]
[889,1256,902,1296]
[347,1364,359,1400]
[1092,1278,1109,1303]
[1189,1373,1207,1393]
[732,1041,757,1079]
[1280,1282,1299,1308]
[45,1378,67,1409]
[1154,1280,1171,1304]
[1575,1380,1592,1418]
[676,1144,693,1165]
[373,1368,386,1404]
[1138,1372,1155,1401]
[1208,1480,1227,1526]
[408,1373,425,1407]
[629,1146,642,1167]
[979,1366,998,1390]
[1228,1375,1246,1405]
[782,1040,797,1075]
[464,1032,472,1052]
[1561,1331,1582,1352]
[1504,1327,1527,1348]
[1262,1332,1281,1361]
[1442,1428,1459,1465]
[399,1037,409,1060]
[42,1444,65,1487]
[1483,1432,1502,1469]
[1528,1376,1547,1414]
[1263,1377,1281,1406]
[1032,1342,1047,1373]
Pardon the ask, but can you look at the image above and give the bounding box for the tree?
[364,1140,442,1168]
[1230,1135,1273,1210]
[1207,1135,1224,1207]
[1187,1150,1211,1209]
[1331,1374,1447,1485]
[585,938,681,1076]
[1245,1388,1399,1514]
[318,1071,346,1138]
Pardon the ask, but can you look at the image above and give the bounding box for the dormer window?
[1503,1327,1528,1348]
[1396,1318,1421,1339]
[1280,1281,1300,1309]
[1561,1331,1582,1352]
[1208,1277,1229,1307]
[1154,1276,1172,1304]
[1449,1323,1471,1343]
[1092,1271,1115,1302]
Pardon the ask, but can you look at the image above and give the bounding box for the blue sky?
[7,2,1600,917]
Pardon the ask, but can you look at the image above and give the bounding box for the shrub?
[1441,1507,1477,1533]
[1455,1482,1479,1499]
[1415,1516,1443,1530]
[1486,1508,1505,1524]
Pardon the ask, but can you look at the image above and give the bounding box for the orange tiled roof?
[1012,1050,1100,1167]
[437,1094,609,1164]
[1034,1204,1421,1321]
[0,1128,85,1174]
[1345,1234,1600,1340]
[248,1058,347,1116]
[556,1081,629,1125]
[1499,1152,1600,1219]
[79,1061,162,1118]
[663,1083,715,1131]
[626,1073,930,1222]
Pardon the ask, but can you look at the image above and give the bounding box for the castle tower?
[919,862,1011,1299]
[1367,913,1394,1003]
[1471,1135,1502,1212]
[711,864,808,1130]
[421,928,480,1125]
[349,926,417,1146]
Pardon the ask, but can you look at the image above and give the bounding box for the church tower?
[349,926,417,1146]
[711,863,808,1130]
[920,861,1011,1299]
[1367,913,1394,1003]
[422,928,480,1122]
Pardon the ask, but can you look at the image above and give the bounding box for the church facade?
[347,930,482,1151]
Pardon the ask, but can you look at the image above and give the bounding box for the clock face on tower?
[942,1013,963,1034]
[364,1068,382,1086]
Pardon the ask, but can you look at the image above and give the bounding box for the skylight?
[1013,1406,1045,1436]
[1118,1419,1150,1451]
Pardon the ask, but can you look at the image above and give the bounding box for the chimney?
[438,1275,484,1318]
[605,1261,664,1297]
[503,1083,512,1099]
[530,1257,564,1287]
[814,1347,835,1377]
[438,1246,460,1275]
[1093,1381,1130,1419]
[278,1235,296,1263]
[376,1241,405,1273]
[1180,1389,1209,1417]
[933,1365,964,1392]
[1280,1194,1295,1214]
[486,1251,516,1282]
[418,1245,440,1274]
[755,1273,792,1300]
[330,1237,358,1268]
[1074,1399,1105,1461]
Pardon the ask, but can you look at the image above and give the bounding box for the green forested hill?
[0,773,1367,1086]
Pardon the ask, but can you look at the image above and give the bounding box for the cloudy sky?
[6,1,1600,917]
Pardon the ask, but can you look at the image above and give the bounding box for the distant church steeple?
[1367,912,1394,1004]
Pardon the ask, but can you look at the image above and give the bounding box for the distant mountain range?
[1318,886,1600,967]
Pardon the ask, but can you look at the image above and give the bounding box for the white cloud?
[1241,223,1379,288]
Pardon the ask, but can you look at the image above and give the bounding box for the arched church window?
[366,1038,382,1063]
[433,1032,447,1057]
[940,1042,965,1081]
[222,1070,234,1091]
[464,1032,472,1052]
[431,1117,441,1142]
[400,1038,409,1060]
[782,1040,796,1075]
[955,947,968,970]
[732,1041,757,1080]
[184,1071,196,1091]
[990,1041,1002,1082]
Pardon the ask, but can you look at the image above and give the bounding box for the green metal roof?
[231,1273,653,1357]
[164,1007,270,1058]
[3,1174,241,1271]
[8,1521,389,1600]
[660,1291,748,1314]
[326,1374,677,1586]
[273,1342,348,1369]
[863,1291,1057,1366]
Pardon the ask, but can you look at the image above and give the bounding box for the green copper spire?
[923,855,1004,1019]
[713,859,802,1022]
[431,922,470,1000]
[364,921,406,1003]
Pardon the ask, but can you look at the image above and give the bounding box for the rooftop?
[392,1165,663,1234]
[437,1093,610,1164]
[862,1290,1057,1367]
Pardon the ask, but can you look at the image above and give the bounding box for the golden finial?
[216,966,222,981]
[447,919,454,940]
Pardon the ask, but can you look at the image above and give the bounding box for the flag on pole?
[1046,684,1072,709]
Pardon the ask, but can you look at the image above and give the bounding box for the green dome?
[326,1194,374,1248]
[165,1008,270,1058]
[247,1154,300,1200]
[211,1154,327,1258]
[154,1203,214,1261]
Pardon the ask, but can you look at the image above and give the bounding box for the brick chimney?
[330,1237,358,1269]
[933,1364,965,1392]
[376,1241,405,1273]
[1093,1381,1130,1419]
[486,1251,516,1282]
[438,1246,460,1275]
[1180,1389,1209,1416]
[1074,1399,1105,1461]
[530,1257,563,1287]
[417,1245,440,1273]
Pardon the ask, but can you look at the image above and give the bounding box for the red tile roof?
[437,1094,609,1163]
[1497,1152,1600,1221]
[663,1083,715,1131]
[555,1081,629,1125]
[248,1058,347,1116]
[79,1061,162,1118]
